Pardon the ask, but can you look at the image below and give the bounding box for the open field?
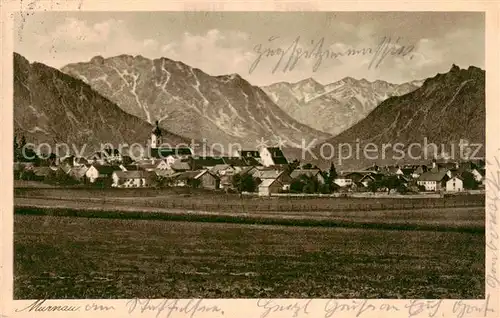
[14,186,486,298]
[15,198,485,232]
[14,187,485,213]
[14,214,485,299]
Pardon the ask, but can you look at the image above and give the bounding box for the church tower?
[151,120,162,148]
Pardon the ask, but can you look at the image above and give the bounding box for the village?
[14,123,486,197]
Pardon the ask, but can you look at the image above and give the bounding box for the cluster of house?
[15,148,485,196]
[14,122,485,195]
[333,160,485,193]
[13,121,297,193]
[14,144,303,193]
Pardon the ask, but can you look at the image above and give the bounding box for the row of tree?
[229,161,339,194]
[366,175,408,194]
[14,135,58,165]
[17,167,80,185]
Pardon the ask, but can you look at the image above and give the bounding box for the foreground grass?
[14,215,484,299]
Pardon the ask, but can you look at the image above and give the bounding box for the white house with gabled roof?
[446,175,464,192]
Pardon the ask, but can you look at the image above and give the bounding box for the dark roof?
[150,147,193,158]
[136,162,157,170]
[360,173,384,182]
[239,150,260,158]
[243,157,261,166]
[290,169,322,179]
[222,157,248,166]
[191,157,225,169]
[437,162,458,170]
[272,157,289,165]
[93,165,121,175]
[447,168,460,178]
[401,168,414,175]
[177,170,202,180]
[253,169,284,180]
[237,166,257,176]
[448,175,464,181]
[122,164,141,171]
[418,170,448,182]
[428,166,449,174]
[266,147,286,158]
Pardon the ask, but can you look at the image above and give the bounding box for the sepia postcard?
[1,1,499,317]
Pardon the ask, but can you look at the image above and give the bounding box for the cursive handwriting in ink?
[249,35,415,75]
[250,36,289,74]
[405,299,443,317]
[485,155,500,289]
[15,299,81,313]
[84,302,115,311]
[257,299,312,318]
[325,300,399,317]
[452,294,495,318]
[368,36,414,69]
[126,298,224,318]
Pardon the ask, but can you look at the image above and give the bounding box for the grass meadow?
[14,213,484,299]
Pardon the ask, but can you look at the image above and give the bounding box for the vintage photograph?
[12,11,485,299]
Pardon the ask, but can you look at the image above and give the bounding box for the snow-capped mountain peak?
[262,76,424,136]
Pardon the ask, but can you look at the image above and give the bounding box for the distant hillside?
[262,77,423,135]
[13,52,189,156]
[61,55,331,149]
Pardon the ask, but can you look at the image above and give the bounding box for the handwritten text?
[126,298,224,318]
[249,35,415,74]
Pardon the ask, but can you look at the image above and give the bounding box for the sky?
[14,11,484,86]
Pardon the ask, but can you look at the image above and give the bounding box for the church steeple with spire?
[151,120,162,148]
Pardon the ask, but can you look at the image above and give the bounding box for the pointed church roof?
[152,120,162,136]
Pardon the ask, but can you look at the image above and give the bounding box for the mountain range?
[282,64,485,170]
[13,52,484,169]
[13,53,189,155]
[61,55,332,149]
[261,77,424,135]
